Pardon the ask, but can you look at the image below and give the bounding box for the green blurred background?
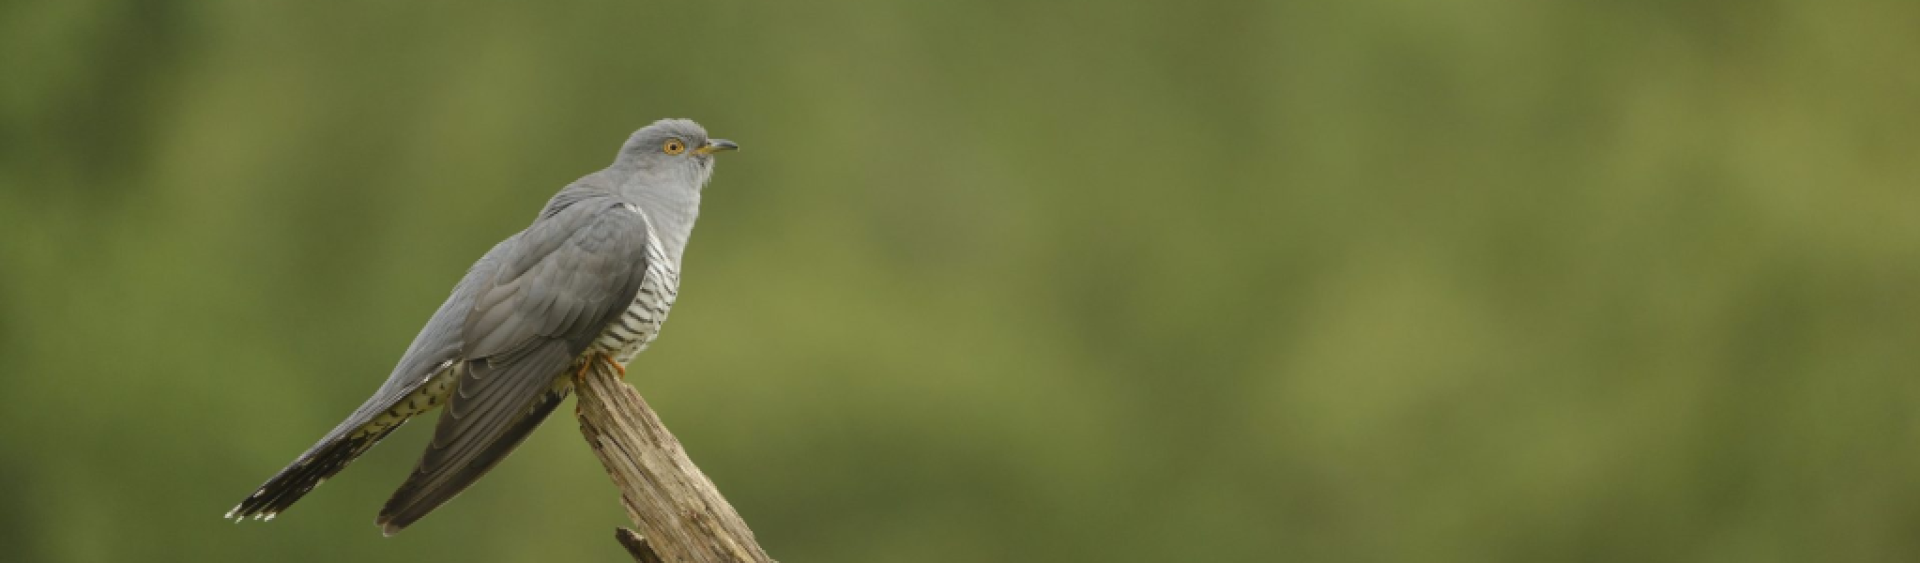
[3,0,1918,561]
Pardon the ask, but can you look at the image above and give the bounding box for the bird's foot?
[598,353,627,378]
[574,353,626,385]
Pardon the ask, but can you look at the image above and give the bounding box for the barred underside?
[353,367,460,439]
[592,222,680,364]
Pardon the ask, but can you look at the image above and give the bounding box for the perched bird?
[226,118,738,535]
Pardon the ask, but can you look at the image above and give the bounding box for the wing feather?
[225,235,518,521]
[375,195,653,533]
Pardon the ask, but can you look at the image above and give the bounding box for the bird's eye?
[663,139,686,155]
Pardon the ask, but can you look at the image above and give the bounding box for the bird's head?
[616,118,738,189]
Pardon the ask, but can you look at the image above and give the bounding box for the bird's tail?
[225,422,404,522]
[228,361,459,522]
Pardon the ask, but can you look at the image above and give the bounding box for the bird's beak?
[694,139,739,155]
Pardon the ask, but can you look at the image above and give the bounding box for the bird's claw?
[600,353,627,378]
[574,353,626,385]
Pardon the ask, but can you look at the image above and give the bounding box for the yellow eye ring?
[663,139,686,155]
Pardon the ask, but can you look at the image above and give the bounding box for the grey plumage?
[226,119,736,535]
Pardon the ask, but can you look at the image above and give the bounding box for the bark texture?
[574,362,773,563]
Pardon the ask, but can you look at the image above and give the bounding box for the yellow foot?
[598,353,627,378]
[574,353,626,385]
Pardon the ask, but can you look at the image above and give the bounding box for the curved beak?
[694,138,739,155]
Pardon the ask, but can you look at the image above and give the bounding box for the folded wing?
[376,197,653,534]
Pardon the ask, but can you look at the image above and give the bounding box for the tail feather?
[226,424,403,522]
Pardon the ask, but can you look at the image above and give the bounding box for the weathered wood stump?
[574,362,773,563]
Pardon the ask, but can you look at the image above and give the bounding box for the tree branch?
[573,360,773,563]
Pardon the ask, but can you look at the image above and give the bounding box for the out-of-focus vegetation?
[3,1,1918,561]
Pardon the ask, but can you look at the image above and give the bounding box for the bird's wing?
[227,235,518,521]
[339,234,524,428]
[376,196,654,534]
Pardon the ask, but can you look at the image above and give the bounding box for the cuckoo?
[225,118,738,535]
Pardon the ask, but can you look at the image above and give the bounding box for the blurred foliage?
[3,0,1919,561]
